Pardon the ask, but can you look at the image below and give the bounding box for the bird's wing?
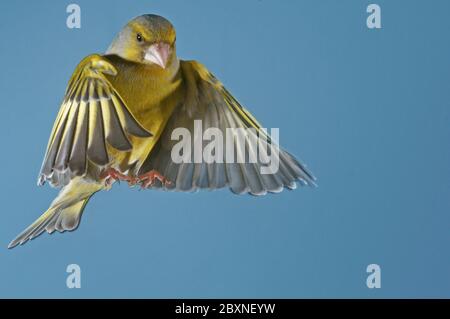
[138,60,315,195]
[38,54,152,187]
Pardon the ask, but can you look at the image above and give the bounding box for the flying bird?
[9,14,315,248]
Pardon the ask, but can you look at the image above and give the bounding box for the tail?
[8,178,101,249]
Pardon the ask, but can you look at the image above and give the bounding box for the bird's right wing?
[38,54,152,187]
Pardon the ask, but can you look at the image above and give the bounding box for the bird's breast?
[106,61,185,173]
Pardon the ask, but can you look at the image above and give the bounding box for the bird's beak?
[144,42,171,69]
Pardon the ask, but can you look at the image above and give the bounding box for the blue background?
[0,0,449,298]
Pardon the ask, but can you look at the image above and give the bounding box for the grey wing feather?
[138,61,316,195]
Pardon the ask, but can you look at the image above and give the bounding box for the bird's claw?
[137,170,172,189]
[100,168,137,187]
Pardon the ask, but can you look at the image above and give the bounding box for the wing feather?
[138,60,316,195]
[101,97,132,151]
[87,98,108,165]
[112,95,151,137]
[38,54,152,187]
[54,102,79,171]
[69,102,89,175]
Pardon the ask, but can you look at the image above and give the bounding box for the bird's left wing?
[139,61,315,195]
[38,54,152,187]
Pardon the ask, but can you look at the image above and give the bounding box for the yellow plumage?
[9,14,315,248]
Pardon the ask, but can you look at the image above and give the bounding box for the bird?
[8,14,316,249]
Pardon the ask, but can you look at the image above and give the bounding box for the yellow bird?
[9,14,315,248]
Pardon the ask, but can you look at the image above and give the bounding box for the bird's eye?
[136,33,143,42]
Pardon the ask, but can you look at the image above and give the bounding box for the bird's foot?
[100,168,137,187]
[137,170,172,189]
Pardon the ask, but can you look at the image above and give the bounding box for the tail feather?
[8,198,92,249]
[8,177,100,249]
[46,199,90,234]
[8,208,60,248]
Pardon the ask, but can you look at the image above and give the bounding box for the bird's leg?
[137,170,172,188]
[100,168,137,187]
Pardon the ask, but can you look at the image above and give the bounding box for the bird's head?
[107,14,177,69]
